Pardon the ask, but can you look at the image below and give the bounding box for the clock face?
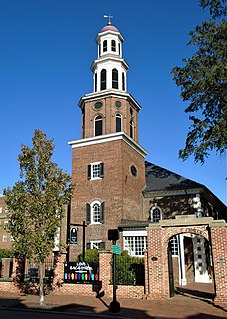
[94,101,102,110]
[115,101,122,108]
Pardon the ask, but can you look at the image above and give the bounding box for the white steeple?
[91,20,129,93]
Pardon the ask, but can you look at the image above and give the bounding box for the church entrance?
[168,233,214,300]
[145,215,227,302]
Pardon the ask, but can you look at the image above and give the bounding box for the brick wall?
[143,195,195,222]
[82,96,139,142]
[70,138,145,259]
[53,250,145,299]
[210,221,227,303]
[1,220,226,302]
[0,250,145,299]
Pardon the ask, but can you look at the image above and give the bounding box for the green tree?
[4,129,74,305]
[0,249,13,262]
[172,0,227,163]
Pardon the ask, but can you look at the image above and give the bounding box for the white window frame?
[90,162,102,180]
[130,120,135,139]
[123,230,147,257]
[0,207,2,214]
[2,235,7,242]
[90,240,102,249]
[116,113,122,132]
[90,200,102,224]
[170,235,179,256]
[94,115,103,136]
[150,205,162,223]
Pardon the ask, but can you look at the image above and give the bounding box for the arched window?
[150,205,162,223]
[111,40,116,51]
[130,119,135,139]
[103,40,107,52]
[86,201,104,224]
[112,68,118,89]
[92,202,101,223]
[116,113,122,132]
[94,115,103,136]
[122,72,125,91]
[100,69,106,90]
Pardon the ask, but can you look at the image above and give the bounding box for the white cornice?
[143,188,203,197]
[68,132,148,158]
[91,56,129,72]
[95,30,124,43]
[78,90,141,111]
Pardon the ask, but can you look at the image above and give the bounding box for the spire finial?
[104,14,113,25]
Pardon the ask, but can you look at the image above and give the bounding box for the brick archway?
[145,216,227,302]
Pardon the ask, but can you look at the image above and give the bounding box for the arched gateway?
[145,215,227,302]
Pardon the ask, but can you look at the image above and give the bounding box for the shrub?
[115,251,144,286]
[77,249,99,263]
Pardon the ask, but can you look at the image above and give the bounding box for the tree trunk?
[39,261,45,305]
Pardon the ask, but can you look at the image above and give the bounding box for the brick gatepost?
[53,252,67,288]
[210,220,227,303]
[99,250,112,295]
[1,258,11,279]
[146,225,169,299]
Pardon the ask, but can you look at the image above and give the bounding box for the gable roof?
[144,161,203,192]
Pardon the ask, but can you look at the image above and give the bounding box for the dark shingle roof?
[144,161,203,192]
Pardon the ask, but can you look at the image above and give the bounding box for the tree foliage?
[0,249,13,262]
[172,0,227,163]
[4,129,74,303]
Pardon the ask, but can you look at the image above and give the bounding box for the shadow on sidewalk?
[176,286,215,300]
[187,315,226,319]
[0,294,226,319]
[0,295,153,318]
[175,287,227,315]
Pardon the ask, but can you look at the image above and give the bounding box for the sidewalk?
[0,291,226,319]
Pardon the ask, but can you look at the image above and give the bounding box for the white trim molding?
[68,132,148,158]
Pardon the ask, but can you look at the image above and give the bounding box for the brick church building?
[67,20,226,286]
[1,20,225,289]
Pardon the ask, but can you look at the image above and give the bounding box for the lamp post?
[108,229,121,313]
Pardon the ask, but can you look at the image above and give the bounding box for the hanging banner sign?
[64,262,99,284]
[70,227,78,244]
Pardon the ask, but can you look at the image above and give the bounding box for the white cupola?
[91,21,129,93]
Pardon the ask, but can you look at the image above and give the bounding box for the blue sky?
[0,0,226,204]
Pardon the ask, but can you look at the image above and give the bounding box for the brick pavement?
[0,283,226,318]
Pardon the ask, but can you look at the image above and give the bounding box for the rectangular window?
[2,235,7,242]
[88,162,104,180]
[170,236,179,256]
[123,236,147,257]
[0,207,2,214]
[87,241,105,249]
[90,241,105,249]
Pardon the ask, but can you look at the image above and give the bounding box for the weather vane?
[104,14,113,25]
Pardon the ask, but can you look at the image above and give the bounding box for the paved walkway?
[0,284,226,319]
